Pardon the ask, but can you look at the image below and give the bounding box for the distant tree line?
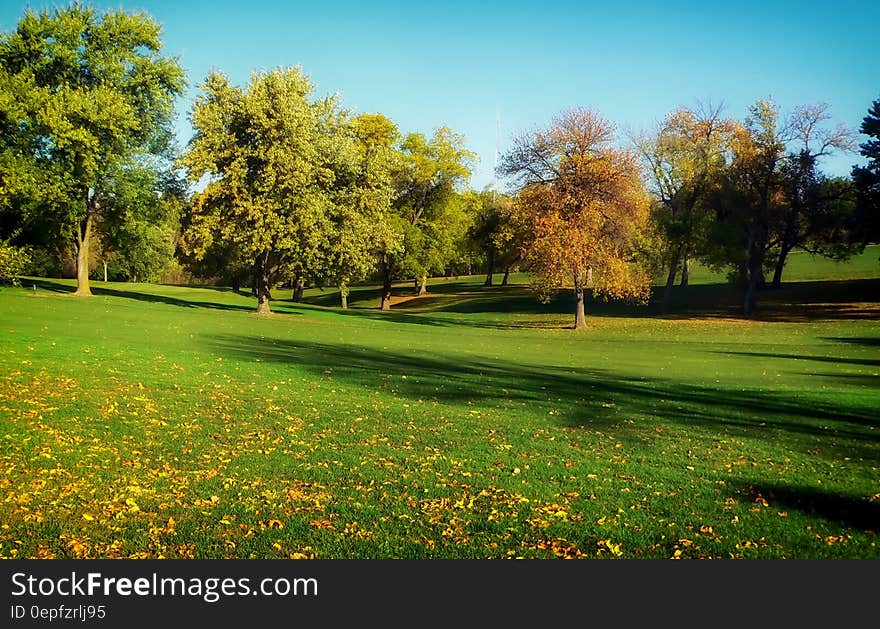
[1,5,877,325]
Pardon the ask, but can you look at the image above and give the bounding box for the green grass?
[1,247,878,559]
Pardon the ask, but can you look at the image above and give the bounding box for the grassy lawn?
[1,247,878,559]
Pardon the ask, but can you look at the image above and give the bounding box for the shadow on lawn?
[32,279,257,313]
[30,275,880,329]
[305,278,880,328]
[659,278,880,322]
[824,337,880,348]
[732,481,880,532]
[205,334,880,463]
[718,351,880,368]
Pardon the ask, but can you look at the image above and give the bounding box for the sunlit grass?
[0,247,877,558]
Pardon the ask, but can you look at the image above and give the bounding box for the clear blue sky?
[3,0,878,190]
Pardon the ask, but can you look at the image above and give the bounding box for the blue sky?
[3,1,878,190]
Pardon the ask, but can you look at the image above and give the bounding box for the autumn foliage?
[501,109,651,328]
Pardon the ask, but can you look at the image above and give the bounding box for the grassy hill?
[0,247,877,558]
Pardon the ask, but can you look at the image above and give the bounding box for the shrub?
[0,241,31,285]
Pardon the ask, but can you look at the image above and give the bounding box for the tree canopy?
[637,103,739,312]
[501,108,652,329]
[393,127,475,295]
[0,4,185,294]
[852,97,880,247]
[180,67,355,314]
[0,4,870,326]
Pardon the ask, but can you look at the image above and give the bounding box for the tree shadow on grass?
[28,275,879,329]
[326,307,565,331]
[717,351,880,368]
[810,373,880,388]
[307,277,880,329]
[731,481,880,532]
[656,278,880,322]
[824,337,880,348]
[747,279,880,322]
[204,334,880,462]
[27,278,71,294]
[31,278,261,313]
[304,284,649,330]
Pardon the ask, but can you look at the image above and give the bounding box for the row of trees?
[1,5,877,326]
[178,69,479,314]
[636,99,865,316]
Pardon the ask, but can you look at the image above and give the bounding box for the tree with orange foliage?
[500,108,652,329]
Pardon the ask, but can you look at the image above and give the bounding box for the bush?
[0,241,31,285]
[25,247,63,277]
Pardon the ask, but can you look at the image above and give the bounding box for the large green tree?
[320,112,401,309]
[709,99,787,316]
[386,127,474,305]
[637,104,738,313]
[770,102,855,287]
[703,100,858,314]
[180,67,354,314]
[852,97,880,248]
[0,4,185,295]
[96,163,184,282]
[464,188,519,286]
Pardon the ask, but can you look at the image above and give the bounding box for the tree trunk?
[658,247,681,315]
[573,267,586,330]
[231,274,241,293]
[756,266,767,291]
[417,275,427,296]
[74,213,93,296]
[381,255,393,310]
[292,274,304,302]
[102,259,108,283]
[743,226,767,317]
[484,249,495,286]
[679,250,689,287]
[736,260,749,289]
[743,228,756,317]
[771,243,793,289]
[585,265,593,288]
[743,271,757,317]
[340,283,349,309]
[255,253,272,315]
[501,267,510,286]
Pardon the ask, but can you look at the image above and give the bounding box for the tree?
[320,113,401,309]
[636,103,738,313]
[96,164,184,282]
[500,108,651,330]
[465,188,503,286]
[180,67,353,314]
[464,188,519,286]
[0,240,30,285]
[712,99,788,316]
[771,102,855,287]
[388,127,474,303]
[702,99,858,314]
[852,97,880,248]
[0,5,185,295]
